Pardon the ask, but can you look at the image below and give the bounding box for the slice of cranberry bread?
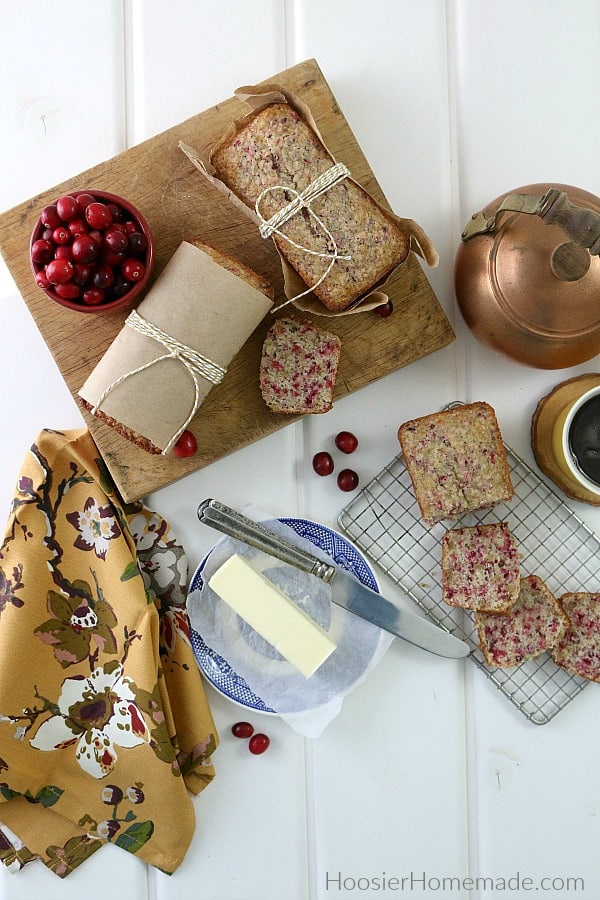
[259,316,341,414]
[397,402,514,525]
[441,522,520,613]
[475,574,569,668]
[551,592,600,682]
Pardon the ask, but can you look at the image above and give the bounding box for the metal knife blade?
[197,499,470,659]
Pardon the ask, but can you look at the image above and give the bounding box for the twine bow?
[255,162,352,310]
[90,309,226,455]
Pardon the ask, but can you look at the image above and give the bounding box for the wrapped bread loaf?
[179,83,438,314]
[208,102,409,312]
[79,241,274,454]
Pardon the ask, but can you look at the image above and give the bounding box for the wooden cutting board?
[0,58,454,502]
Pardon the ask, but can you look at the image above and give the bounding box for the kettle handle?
[462,188,600,255]
[542,191,600,254]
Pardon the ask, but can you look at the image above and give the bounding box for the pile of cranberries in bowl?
[29,189,154,313]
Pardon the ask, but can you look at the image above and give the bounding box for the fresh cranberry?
[102,248,126,267]
[55,282,82,300]
[56,195,79,222]
[52,226,70,245]
[375,299,394,318]
[92,263,114,290]
[72,263,92,286]
[173,430,197,458]
[40,204,61,229]
[68,217,88,237]
[88,229,104,247]
[41,227,54,242]
[54,244,73,261]
[312,451,334,476]
[122,258,145,282]
[71,234,101,264]
[248,733,270,755]
[337,469,359,492]
[122,220,138,234]
[112,273,131,296]
[128,231,147,254]
[85,201,113,230]
[45,258,74,285]
[106,202,124,222]
[104,227,129,253]
[231,722,254,739]
[75,192,96,212]
[31,239,53,264]
[83,286,105,305]
[335,431,359,454]
[36,270,50,289]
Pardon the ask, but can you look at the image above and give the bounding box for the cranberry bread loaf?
[551,592,600,682]
[259,316,341,414]
[210,102,410,312]
[475,574,569,668]
[398,402,514,525]
[80,240,274,454]
[441,522,520,613]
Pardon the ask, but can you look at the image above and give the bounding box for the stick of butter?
[208,553,337,678]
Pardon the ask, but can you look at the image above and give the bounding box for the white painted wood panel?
[455,3,600,898]
[1,1,600,899]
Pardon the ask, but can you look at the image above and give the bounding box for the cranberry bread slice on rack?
[397,401,514,525]
[475,574,569,668]
[551,592,600,682]
[441,522,520,613]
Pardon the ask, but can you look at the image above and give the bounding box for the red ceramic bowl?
[29,189,155,313]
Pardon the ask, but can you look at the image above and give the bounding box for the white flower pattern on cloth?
[66,498,121,561]
[30,662,149,778]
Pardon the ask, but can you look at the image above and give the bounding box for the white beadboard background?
[1,2,600,899]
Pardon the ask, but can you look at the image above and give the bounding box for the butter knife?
[197,499,470,659]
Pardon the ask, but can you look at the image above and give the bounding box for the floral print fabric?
[0,429,217,877]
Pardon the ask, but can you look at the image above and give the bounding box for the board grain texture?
[0,59,454,502]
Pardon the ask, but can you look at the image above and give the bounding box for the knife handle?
[197,499,336,582]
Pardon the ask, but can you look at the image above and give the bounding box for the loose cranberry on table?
[248,733,270,755]
[231,722,254,739]
[335,430,358,454]
[173,430,197,458]
[375,299,394,318]
[312,451,335,476]
[337,468,359,492]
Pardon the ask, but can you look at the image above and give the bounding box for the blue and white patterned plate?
[189,517,380,715]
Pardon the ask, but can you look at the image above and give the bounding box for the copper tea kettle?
[455,183,600,368]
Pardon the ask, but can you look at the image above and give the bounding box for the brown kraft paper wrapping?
[79,241,273,453]
[178,82,438,317]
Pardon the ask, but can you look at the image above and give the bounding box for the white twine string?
[255,162,352,310]
[90,309,227,455]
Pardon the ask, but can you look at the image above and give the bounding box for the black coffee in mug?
[568,393,600,485]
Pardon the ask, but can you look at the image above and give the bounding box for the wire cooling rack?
[337,432,595,724]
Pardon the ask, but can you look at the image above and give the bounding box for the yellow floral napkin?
[0,429,218,877]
